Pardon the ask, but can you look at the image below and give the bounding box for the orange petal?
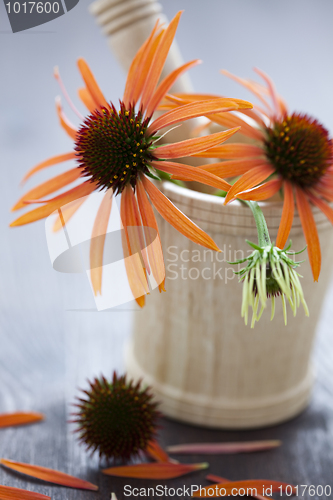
[16,180,95,205]
[133,30,165,108]
[164,93,254,110]
[135,295,146,308]
[206,475,271,500]
[206,474,229,483]
[0,459,98,491]
[120,186,150,305]
[148,99,242,135]
[10,182,96,227]
[153,128,240,159]
[254,67,281,116]
[140,11,182,113]
[208,111,264,141]
[238,107,267,128]
[166,92,220,102]
[193,480,296,498]
[192,143,264,159]
[123,20,162,107]
[0,412,44,428]
[307,191,333,225]
[102,462,208,479]
[78,87,96,113]
[55,98,78,140]
[145,59,202,117]
[77,59,108,109]
[146,440,170,463]
[295,186,321,281]
[237,178,283,201]
[13,168,82,211]
[151,160,230,191]
[136,179,165,291]
[54,66,84,121]
[224,164,275,204]
[129,185,151,274]
[21,152,76,184]
[221,69,273,114]
[53,196,87,232]
[123,185,150,273]
[122,34,149,108]
[313,184,333,202]
[90,190,113,296]
[276,181,294,249]
[142,175,220,251]
[120,249,148,308]
[196,158,263,179]
[0,485,50,500]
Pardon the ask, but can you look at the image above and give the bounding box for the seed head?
[75,102,154,194]
[264,113,332,187]
[72,372,159,461]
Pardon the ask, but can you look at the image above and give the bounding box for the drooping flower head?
[231,240,308,328]
[229,201,308,327]
[11,12,252,307]
[165,69,333,282]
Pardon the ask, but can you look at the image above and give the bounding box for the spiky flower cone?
[73,372,159,461]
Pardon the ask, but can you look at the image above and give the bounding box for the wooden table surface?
[1,1,333,498]
[0,283,333,500]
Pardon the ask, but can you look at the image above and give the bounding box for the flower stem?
[243,200,271,247]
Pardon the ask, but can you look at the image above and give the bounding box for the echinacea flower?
[229,201,308,327]
[10,12,252,307]
[164,69,333,282]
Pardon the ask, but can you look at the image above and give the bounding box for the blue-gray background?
[0,0,332,378]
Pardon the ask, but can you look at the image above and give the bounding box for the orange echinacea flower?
[167,69,333,282]
[10,12,252,306]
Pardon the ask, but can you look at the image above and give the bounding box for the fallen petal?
[146,440,171,463]
[103,462,208,479]
[0,459,98,491]
[0,485,50,500]
[0,412,44,429]
[206,474,229,483]
[193,480,296,497]
[206,474,272,500]
[167,440,281,454]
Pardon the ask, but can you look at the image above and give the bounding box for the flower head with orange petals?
[10,12,252,307]
[167,69,333,282]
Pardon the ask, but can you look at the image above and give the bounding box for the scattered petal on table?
[0,459,98,491]
[167,440,281,455]
[206,474,231,483]
[0,413,44,429]
[192,480,296,497]
[103,462,208,479]
[146,440,171,462]
[0,484,50,500]
[206,474,271,500]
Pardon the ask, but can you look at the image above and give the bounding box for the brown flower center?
[75,102,154,194]
[264,113,332,187]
